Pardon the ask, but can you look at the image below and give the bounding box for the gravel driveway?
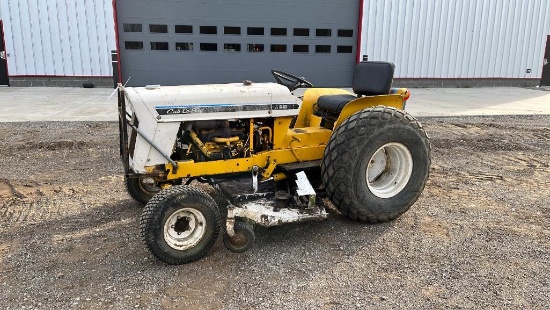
[0,115,548,309]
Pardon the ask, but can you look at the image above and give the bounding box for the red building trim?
[394,77,540,80]
[0,20,10,80]
[356,0,365,63]
[112,0,123,84]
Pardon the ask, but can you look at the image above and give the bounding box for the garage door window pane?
[293,45,309,53]
[316,29,331,37]
[150,24,168,33]
[200,26,217,34]
[123,23,142,33]
[247,44,264,52]
[125,41,143,50]
[200,43,218,51]
[338,29,354,37]
[176,43,193,51]
[224,44,241,52]
[271,45,287,52]
[151,42,169,50]
[337,46,353,53]
[247,27,264,35]
[224,27,241,35]
[175,25,193,34]
[271,28,287,36]
[293,28,309,36]
[315,45,331,53]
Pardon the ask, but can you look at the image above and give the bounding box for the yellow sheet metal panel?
[282,127,333,149]
[334,94,404,128]
[295,88,353,128]
[272,117,293,149]
[164,146,327,179]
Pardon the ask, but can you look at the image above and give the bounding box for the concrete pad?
[0,87,118,122]
[0,86,549,122]
[405,87,550,117]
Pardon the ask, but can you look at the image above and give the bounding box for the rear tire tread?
[321,106,431,223]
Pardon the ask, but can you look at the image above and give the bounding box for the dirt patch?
[0,116,549,309]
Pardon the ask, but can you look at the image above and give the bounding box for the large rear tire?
[321,106,431,223]
[140,186,221,264]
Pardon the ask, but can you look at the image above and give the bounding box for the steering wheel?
[271,69,313,91]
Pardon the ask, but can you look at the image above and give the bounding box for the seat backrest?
[352,61,395,96]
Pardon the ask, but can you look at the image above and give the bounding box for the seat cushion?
[316,94,357,114]
[352,61,395,96]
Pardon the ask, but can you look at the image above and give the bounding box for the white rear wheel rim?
[366,142,413,199]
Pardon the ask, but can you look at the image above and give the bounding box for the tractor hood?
[124,82,301,122]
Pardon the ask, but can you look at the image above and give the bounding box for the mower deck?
[216,173,327,227]
[228,199,328,227]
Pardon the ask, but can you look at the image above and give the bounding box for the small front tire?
[126,176,185,205]
[125,176,160,205]
[140,186,221,264]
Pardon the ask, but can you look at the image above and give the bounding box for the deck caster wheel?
[223,221,255,253]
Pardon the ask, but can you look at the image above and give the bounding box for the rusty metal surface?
[228,201,327,227]
[278,160,321,172]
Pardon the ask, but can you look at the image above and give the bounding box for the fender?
[334,94,406,128]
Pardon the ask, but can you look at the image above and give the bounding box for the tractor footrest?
[278,160,321,172]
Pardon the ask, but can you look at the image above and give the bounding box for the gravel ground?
[0,116,548,309]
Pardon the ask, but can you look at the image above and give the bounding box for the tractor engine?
[176,119,272,162]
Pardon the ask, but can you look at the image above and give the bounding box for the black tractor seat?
[315,61,395,116]
[316,94,357,114]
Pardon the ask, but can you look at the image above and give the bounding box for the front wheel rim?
[366,142,413,199]
[164,208,207,250]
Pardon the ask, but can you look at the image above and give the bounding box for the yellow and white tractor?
[117,61,431,264]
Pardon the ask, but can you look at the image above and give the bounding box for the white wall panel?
[0,0,115,76]
[360,0,550,79]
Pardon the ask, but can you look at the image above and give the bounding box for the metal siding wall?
[0,0,115,76]
[360,0,550,78]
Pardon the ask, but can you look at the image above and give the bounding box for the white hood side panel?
[125,83,301,122]
[126,90,181,173]
[124,82,302,172]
